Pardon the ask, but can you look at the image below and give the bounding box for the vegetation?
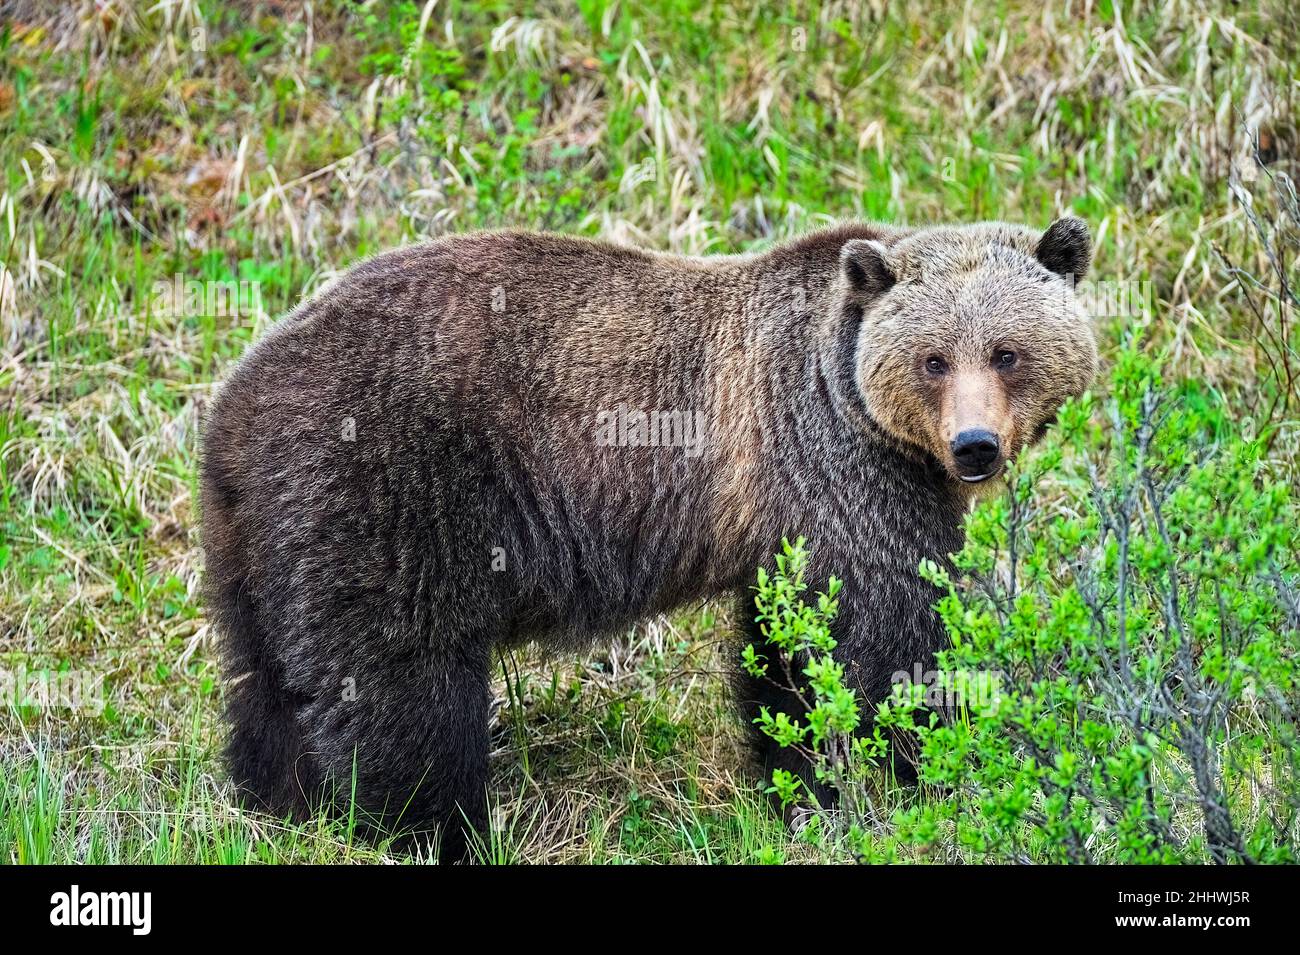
[1,0,1296,863]
[752,348,1299,863]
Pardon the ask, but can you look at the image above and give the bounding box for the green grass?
[1,0,1296,863]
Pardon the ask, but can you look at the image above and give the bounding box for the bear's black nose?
[950,429,1000,473]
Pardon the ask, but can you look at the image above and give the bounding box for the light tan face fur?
[848,221,1098,488]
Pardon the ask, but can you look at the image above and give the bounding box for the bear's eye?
[994,350,1017,369]
[925,355,948,375]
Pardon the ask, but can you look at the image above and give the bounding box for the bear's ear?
[840,239,896,299]
[1035,216,1091,280]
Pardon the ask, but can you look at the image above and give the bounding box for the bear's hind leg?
[217,577,322,820]
[303,640,492,862]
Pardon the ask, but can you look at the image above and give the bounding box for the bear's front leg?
[733,564,948,813]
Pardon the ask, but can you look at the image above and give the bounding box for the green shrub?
[742,539,888,820]
[747,345,1300,863]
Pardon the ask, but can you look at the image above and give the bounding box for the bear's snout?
[950,428,1001,481]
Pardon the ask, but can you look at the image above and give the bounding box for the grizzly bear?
[201,217,1097,859]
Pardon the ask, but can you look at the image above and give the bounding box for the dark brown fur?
[201,220,1095,858]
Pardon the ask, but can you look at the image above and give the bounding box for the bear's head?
[838,218,1098,487]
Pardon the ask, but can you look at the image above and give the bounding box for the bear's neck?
[702,232,970,574]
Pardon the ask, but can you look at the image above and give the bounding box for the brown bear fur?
[201,218,1096,858]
